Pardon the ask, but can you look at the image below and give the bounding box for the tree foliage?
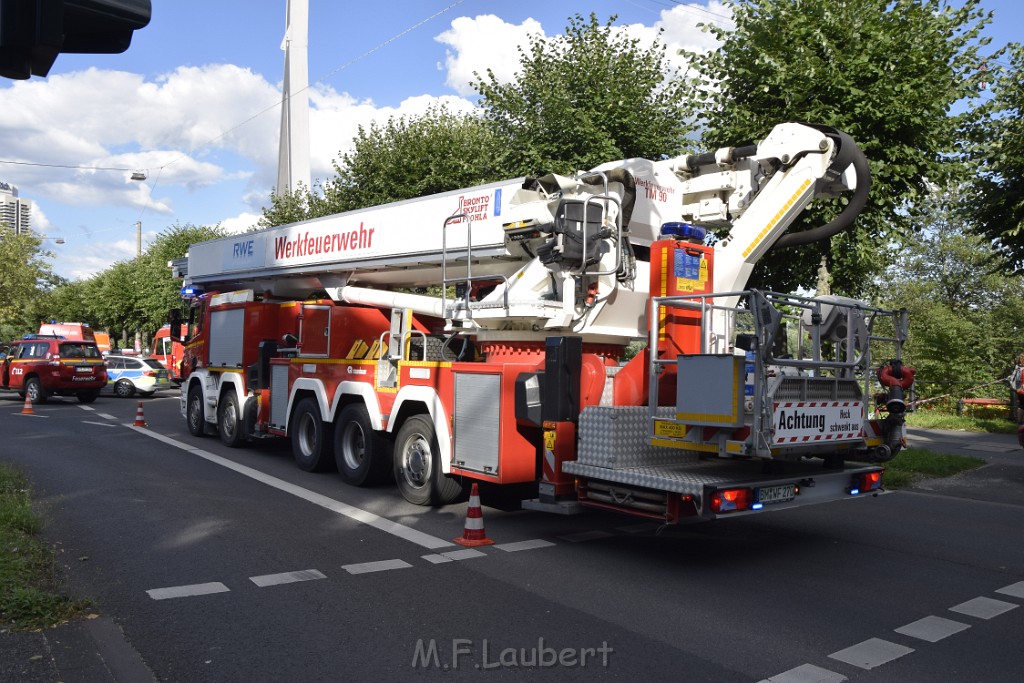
[25,222,225,346]
[0,226,63,338]
[684,0,993,295]
[476,13,694,177]
[961,42,1024,271]
[878,189,1024,397]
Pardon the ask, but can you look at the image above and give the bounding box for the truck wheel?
[76,390,99,404]
[114,379,136,398]
[334,403,391,486]
[218,392,246,448]
[187,386,206,437]
[291,397,334,472]
[393,415,462,506]
[25,378,48,404]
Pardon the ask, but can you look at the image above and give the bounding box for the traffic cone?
[133,401,147,427]
[19,394,35,415]
[454,483,494,547]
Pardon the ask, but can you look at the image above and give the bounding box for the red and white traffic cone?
[19,394,35,415]
[133,401,147,427]
[454,483,494,547]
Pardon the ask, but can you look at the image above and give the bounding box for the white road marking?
[828,638,914,670]
[130,428,454,550]
[894,615,970,642]
[82,420,119,428]
[494,539,555,552]
[949,596,1019,620]
[98,413,118,420]
[78,405,96,412]
[421,548,487,564]
[250,569,326,587]
[757,663,847,683]
[559,530,613,543]
[147,582,230,600]
[342,559,412,575]
[14,413,48,418]
[996,581,1024,600]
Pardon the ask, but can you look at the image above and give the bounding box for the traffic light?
[0,0,151,80]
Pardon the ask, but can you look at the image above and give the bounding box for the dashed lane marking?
[894,615,971,643]
[82,420,119,428]
[495,539,555,552]
[147,582,230,600]
[250,569,326,587]
[756,663,847,683]
[949,596,1019,620]
[996,581,1024,600]
[828,638,914,670]
[422,548,487,564]
[342,559,412,575]
[78,405,96,411]
[98,412,118,421]
[130,428,454,550]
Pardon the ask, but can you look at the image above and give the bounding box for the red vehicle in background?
[153,324,187,383]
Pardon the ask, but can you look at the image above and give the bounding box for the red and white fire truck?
[170,122,912,522]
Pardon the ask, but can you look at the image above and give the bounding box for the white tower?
[276,0,311,195]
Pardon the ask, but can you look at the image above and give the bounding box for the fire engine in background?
[153,324,187,383]
[38,322,111,355]
[170,122,912,522]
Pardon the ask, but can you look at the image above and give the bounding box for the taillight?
[143,369,156,377]
[851,471,883,495]
[709,487,753,513]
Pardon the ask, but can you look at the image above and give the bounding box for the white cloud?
[435,15,545,96]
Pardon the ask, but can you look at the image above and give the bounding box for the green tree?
[331,104,503,212]
[0,226,62,338]
[475,13,694,177]
[961,42,1024,271]
[684,0,993,295]
[257,181,337,229]
[879,188,1024,397]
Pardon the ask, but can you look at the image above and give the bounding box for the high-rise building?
[0,181,33,235]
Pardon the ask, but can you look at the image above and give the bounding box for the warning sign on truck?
[772,401,864,443]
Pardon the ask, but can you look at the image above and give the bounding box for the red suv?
[0,334,107,404]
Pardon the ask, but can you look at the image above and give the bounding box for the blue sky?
[0,0,1019,281]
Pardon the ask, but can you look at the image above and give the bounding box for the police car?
[104,354,171,397]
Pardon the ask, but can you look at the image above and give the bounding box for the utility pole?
[135,220,142,354]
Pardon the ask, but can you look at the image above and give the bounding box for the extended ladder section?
[176,122,864,347]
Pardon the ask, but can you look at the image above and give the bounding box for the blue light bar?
[660,222,707,242]
[751,502,764,511]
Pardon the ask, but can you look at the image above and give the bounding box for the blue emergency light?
[660,222,707,243]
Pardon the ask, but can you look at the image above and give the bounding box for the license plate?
[757,484,796,504]
[75,366,91,373]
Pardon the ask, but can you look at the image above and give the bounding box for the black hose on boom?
[770,126,872,251]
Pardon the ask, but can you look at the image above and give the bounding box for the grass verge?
[906,410,1018,434]
[882,447,986,489]
[0,463,90,631]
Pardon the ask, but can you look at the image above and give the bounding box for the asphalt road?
[1,391,1022,682]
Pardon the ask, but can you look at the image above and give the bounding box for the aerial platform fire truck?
[170,122,913,523]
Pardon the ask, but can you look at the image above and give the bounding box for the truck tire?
[334,403,391,486]
[291,397,334,472]
[186,386,206,437]
[76,390,99,404]
[25,377,48,404]
[393,414,462,506]
[218,391,246,448]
